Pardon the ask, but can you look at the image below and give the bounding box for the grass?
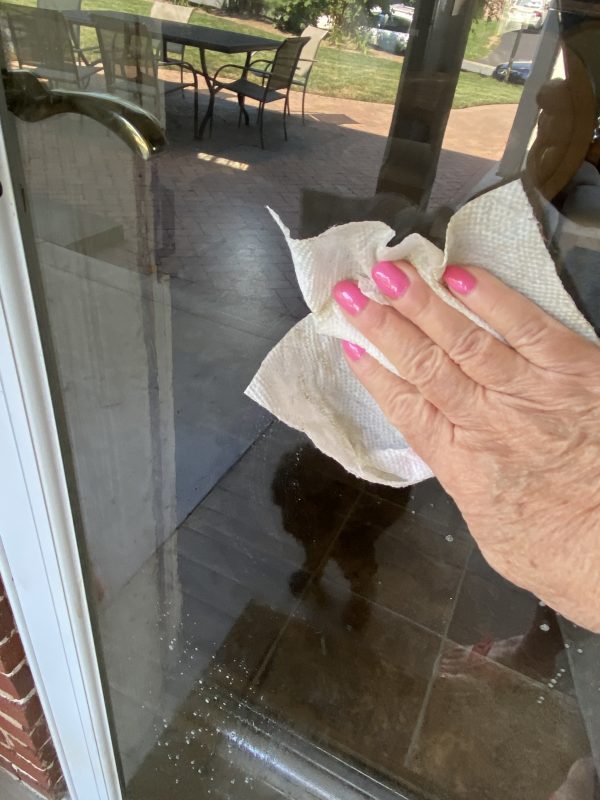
[464,19,502,62]
[77,0,522,107]
[453,70,521,107]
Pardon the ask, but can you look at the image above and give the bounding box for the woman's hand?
[333,261,600,632]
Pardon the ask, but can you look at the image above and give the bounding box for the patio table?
[65,9,280,137]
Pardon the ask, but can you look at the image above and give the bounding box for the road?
[481,28,539,66]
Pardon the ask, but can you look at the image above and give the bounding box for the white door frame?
[0,92,123,800]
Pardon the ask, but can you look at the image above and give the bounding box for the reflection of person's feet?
[550,757,597,799]
[441,636,556,681]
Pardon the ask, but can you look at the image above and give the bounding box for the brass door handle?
[3,69,166,159]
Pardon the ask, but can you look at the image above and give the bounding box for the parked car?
[368,5,411,54]
[368,26,409,53]
[507,0,547,31]
[388,3,414,24]
[492,60,532,84]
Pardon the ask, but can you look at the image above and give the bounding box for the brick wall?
[0,578,66,799]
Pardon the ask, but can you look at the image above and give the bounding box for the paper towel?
[245,180,598,487]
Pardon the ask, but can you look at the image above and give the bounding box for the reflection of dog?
[271,443,409,629]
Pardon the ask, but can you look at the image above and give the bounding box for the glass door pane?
[1,0,599,797]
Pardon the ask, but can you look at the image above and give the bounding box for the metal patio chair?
[211,35,309,149]
[249,25,327,123]
[37,0,101,65]
[93,13,199,136]
[150,1,195,90]
[6,4,100,89]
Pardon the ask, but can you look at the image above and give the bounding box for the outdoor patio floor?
[17,80,596,800]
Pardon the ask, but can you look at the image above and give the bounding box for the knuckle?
[510,316,549,350]
[448,326,494,366]
[407,341,447,387]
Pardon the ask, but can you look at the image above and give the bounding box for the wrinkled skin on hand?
[333,261,600,632]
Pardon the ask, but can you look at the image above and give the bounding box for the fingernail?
[443,264,477,295]
[332,281,369,315]
[342,340,365,361]
[371,260,410,298]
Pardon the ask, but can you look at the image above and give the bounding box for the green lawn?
[464,19,502,62]
[78,0,522,107]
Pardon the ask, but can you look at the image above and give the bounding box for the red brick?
[14,767,65,799]
[0,736,56,772]
[0,598,15,641]
[0,632,25,674]
[0,662,34,700]
[4,716,51,750]
[0,755,19,778]
[0,690,43,728]
[0,661,35,699]
[0,743,46,777]
[0,709,42,740]
[0,590,65,795]
[16,757,63,790]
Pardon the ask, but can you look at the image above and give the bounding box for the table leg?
[237,94,249,127]
[238,52,251,126]
[196,46,214,139]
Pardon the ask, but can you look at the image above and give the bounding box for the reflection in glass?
[2,0,600,797]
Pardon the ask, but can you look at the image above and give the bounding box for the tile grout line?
[403,539,474,768]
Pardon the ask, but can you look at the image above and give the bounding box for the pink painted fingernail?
[332,280,368,315]
[342,340,365,361]
[371,260,410,298]
[443,264,477,295]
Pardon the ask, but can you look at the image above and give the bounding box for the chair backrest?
[266,36,310,92]
[37,0,83,47]
[37,0,81,10]
[150,1,193,24]
[93,13,164,124]
[5,5,79,85]
[149,2,191,57]
[296,24,327,78]
[93,15,158,90]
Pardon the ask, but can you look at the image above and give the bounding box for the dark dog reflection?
[271,443,408,630]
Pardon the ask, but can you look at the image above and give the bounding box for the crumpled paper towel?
[245,180,598,487]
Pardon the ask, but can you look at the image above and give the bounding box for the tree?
[266,0,375,47]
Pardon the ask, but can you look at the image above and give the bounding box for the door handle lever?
[3,69,166,160]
